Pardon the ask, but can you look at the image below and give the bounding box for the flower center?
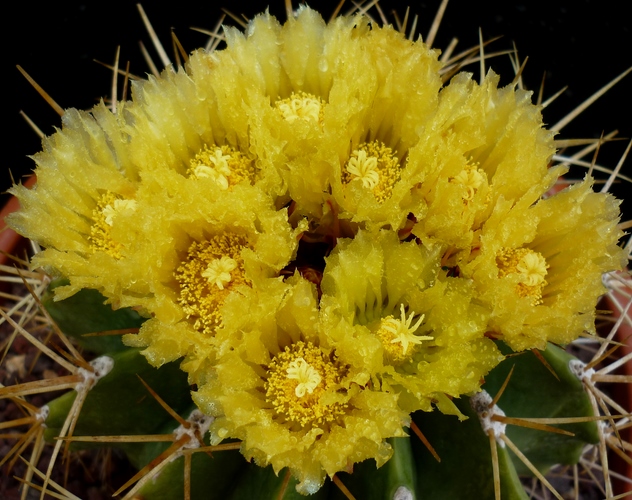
[342,141,401,203]
[275,91,324,123]
[346,150,379,189]
[450,163,487,203]
[102,199,137,226]
[202,256,238,290]
[286,357,322,397]
[375,304,432,365]
[496,247,548,305]
[265,341,346,427]
[89,192,136,258]
[188,145,255,189]
[175,234,250,335]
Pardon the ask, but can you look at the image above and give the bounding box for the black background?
[7,0,632,218]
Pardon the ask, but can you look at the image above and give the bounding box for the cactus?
[2,3,631,499]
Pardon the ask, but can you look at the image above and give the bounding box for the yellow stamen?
[175,234,250,335]
[497,247,548,305]
[275,91,324,123]
[375,304,432,364]
[265,341,346,427]
[342,141,401,203]
[188,144,255,189]
[89,192,136,258]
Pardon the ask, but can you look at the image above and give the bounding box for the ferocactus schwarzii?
[4,2,630,498]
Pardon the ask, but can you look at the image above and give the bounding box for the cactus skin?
[412,400,528,500]
[43,279,145,354]
[483,343,599,475]
[133,409,246,500]
[38,287,600,499]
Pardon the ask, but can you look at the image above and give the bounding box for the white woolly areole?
[601,271,616,289]
[393,486,414,500]
[36,405,49,424]
[598,419,607,435]
[172,409,214,451]
[569,359,595,382]
[470,390,507,447]
[75,356,114,392]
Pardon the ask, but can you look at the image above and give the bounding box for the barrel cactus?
[2,3,631,499]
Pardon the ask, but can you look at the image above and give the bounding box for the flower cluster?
[8,6,625,494]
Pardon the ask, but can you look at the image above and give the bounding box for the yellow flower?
[409,71,560,251]
[123,47,288,200]
[7,105,141,301]
[194,276,408,495]
[121,183,305,371]
[218,6,443,230]
[460,177,625,351]
[320,230,502,416]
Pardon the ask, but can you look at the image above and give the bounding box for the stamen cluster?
[264,341,347,427]
[175,234,249,335]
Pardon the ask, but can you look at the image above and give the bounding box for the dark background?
[6,0,632,218]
